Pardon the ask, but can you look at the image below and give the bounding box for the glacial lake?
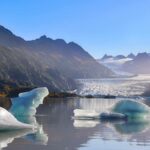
[3,97,150,150]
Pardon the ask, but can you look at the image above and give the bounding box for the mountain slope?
[98,55,133,75]
[0,25,113,91]
[123,53,150,74]
[99,52,150,75]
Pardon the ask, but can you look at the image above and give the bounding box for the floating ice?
[9,87,49,145]
[0,87,49,148]
[10,87,49,117]
[73,109,100,119]
[73,100,150,121]
[73,109,127,120]
[0,107,34,130]
[112,100,150,117]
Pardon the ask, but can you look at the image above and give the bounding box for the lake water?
[3,97,150,150]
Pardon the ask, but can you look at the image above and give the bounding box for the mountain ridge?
[0,25,114,91]
[99,52,150,75]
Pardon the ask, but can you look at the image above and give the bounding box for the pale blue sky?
[0,0,150,58]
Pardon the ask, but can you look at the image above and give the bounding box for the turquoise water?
[3,97,150,150]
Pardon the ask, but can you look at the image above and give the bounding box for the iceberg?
[0,87,49,148]
[9,87,49,145]
[73,109,100,120]
[10,87,49,117]
[0,107,34,130]
[73,100,150,121]
[112,100,150,118]
[73,109,127,120]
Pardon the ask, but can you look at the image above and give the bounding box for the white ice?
[0,107,34,130]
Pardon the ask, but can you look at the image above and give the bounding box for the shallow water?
[3,97,150,150]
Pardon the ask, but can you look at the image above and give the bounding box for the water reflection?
[16,115,48,145]
[73,120,100,128]
[0,129,35,149]
[0,115,48,149]
[4,97,150,150]
[114,120,150,134]
[73,98,150,146]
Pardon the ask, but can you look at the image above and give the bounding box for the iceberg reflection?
[0,129,35,149]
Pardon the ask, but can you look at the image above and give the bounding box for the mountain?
[98,54,133,75]
[123,52,150,74]
[114,55,126,60]
[127,53,135,59]
[101,54,113,60]
[99,52,150,75]
[0,25,113,91]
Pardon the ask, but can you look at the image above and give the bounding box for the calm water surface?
[3,97,150,150]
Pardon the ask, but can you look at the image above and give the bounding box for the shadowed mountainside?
[0,25,113,92]
[122,52,150,74]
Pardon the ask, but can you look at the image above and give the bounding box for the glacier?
[76,74,150,97]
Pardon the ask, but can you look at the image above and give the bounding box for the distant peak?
[39,35,48,39]
[68,41,82,49]
[136,52,149,58]
[54,39,66,44]
[115,55,126,59]
[35,35,52,42]
[68,41,81,47]
[127,53,135,58]
[0,25,13,35]
[68,41,76,45]
[101,54,113,60]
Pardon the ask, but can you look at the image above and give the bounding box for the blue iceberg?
[10,87,49,117]
[112,100,150,118]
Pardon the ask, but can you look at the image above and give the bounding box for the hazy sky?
[0,0,150,58]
